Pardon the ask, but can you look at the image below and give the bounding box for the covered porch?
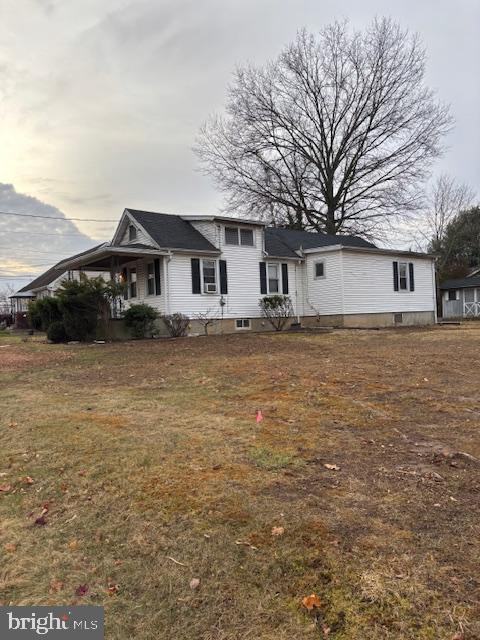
[55,243,169,318]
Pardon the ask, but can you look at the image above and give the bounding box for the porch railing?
[464,302,480,318]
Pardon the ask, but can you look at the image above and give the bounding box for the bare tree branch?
[194,18,452,237]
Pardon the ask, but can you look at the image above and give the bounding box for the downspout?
[165,250,173,315]
[432,258,438,323]
[303,248,321,316]
[295,261,300,323]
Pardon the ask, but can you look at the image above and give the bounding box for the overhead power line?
[0,210,118,223]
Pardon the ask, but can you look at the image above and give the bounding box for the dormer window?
[128,224,137,241]
[225,226,254,246]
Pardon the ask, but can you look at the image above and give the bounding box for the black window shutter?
[393,261,399,291]
[409,262,415,291]
[122,267,128,299]
[259,262,267,295]
[191,258,201,294]
[281,263,289,294]
[154,258,161,295]
[219,260,228,294]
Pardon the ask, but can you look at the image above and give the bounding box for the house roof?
[126,209,219,252]
[440,275,480,290]
[15,265,65,294]
[264,227,376,258]
[14,244,105,294]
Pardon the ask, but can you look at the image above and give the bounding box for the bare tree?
[194,308,219,335]
[421,175,475,251]
[195,18,452,238]
[0,283,15,315]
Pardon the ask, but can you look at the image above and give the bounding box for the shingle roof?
[265,227,376,258]
[15,244,105,293]
[126,209,218,252]
[440,275,480,290]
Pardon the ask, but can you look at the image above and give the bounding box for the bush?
[47,320,68,343]
[57,277,104,342]
[28,297,62,331]
[162,313,190,338]
[259,295,294,331]
[124,304,159,338]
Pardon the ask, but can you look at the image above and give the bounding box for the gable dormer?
[112,209,158,248]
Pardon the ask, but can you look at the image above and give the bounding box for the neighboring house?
[51,209,436,332]
[440,269,480,319]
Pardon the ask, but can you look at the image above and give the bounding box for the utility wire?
[0,210,117,223]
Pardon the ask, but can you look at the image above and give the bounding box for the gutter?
[302,245,435,259]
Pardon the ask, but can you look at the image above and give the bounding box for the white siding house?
[45,208,436,333]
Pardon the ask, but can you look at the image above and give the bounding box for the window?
[314,261,325,279]
[225,226,255,246]
[128,225,137,241]
[202,259,217,293]
[268,263,279,293]
[448,290,457,301]
[399,262,408,290]
[225,227,239,245]
[129,268,137,298]
[146,262,155,296]
[240,229,254,246]
[235,318,251,330]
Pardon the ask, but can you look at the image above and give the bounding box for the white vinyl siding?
[119,221,152,246]
[303,251,344,316]
[341,252,435,314]
[119,259,166,313]
[167,229,300,319]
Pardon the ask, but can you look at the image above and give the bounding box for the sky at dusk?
[1,0,479,290]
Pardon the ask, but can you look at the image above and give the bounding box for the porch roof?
[54,243,169,271]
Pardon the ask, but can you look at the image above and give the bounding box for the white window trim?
[235,318,251,330]
[128,266,137,299]
[313,260,326,280]
[398,261,410,292]
[146,261,155,297]
[266,262,282,294]
[128,224,137,242]
[201,258,219,295]
[224,226,255,247]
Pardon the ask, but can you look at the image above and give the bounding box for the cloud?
[0,183,97,291]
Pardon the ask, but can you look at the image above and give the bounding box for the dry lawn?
[0,326,479,639]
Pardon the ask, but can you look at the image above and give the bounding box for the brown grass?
[1,326,479,639]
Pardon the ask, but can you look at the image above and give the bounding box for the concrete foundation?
[108,310,435,340]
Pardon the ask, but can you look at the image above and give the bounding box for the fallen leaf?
[4,543,16,553]
[8,421,18,428]
[107,584,119,596]
[34,515,47,526]
[324,464,340,471]
[451,633,464,640]
[49,579,64,593]
[75,584,89,597]
[0,484,12,492]
[302,593,322,611]
[69,540,79,550]
[189,578,200,590]
[271,526,285,537]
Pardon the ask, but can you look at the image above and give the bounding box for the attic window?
[128,225,137,241]
[225,226,254,246]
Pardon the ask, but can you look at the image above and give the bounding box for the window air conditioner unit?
[204,283,217,294]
